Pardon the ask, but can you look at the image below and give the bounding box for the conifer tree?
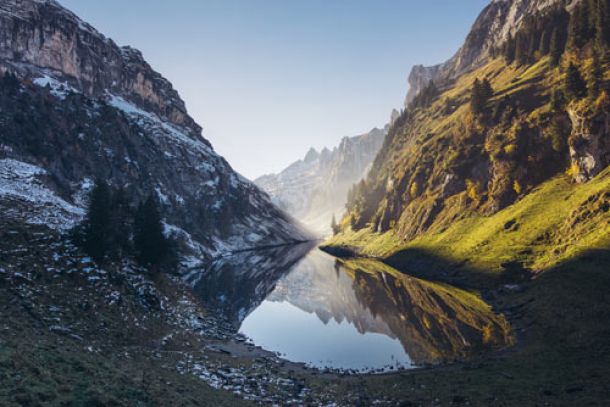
[505,34,516,63]
[594,0,610,48]
[549,28,563,66]
[481,78,494,100]
[83,179,112,262]
[134,195,172,269]
[550,89,566,112]
[588,48,604,98]
[515,34,528,65]
[539,29,551,55]
[470,78,493,115]
[568,0,592,49]
[565,63,588,100]
[331,214,340,236]
[108,187,132,259]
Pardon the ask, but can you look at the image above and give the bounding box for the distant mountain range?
[255,123,390,235]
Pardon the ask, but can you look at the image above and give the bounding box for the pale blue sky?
[58,0,488,179]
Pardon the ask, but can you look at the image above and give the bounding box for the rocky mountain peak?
[404,0,578,106]
[304,147,320,163]
[0,0,201,138]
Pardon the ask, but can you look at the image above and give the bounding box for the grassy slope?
[0,223,252,407]
[321,167,610,405]
[325,167,610,287]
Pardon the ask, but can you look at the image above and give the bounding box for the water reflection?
[192,244,512,371]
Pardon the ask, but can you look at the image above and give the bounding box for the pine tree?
[331,214,340,236]
[481,78,494,100]
[1,72,21,96]
[108,187,132,259]
[588,48,603,99]
[565,63,588,100]
[550,89,566,112]
[539,29,551,55]
[470,78,493,115]
[83,179,112,262]
[549,28,563,66]
[569,0,592,49]
[134,195,172,270]
[515,33,528,65]
[505,34,516,63]
[595,0,610,48]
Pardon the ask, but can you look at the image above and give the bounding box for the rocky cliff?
[405,0,580,106]
[0,0,308,263]
[255,126,386,235]
[0,0,199,133]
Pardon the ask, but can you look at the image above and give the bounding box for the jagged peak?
[304,147,320,163]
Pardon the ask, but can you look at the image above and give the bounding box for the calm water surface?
[192,244,512,372]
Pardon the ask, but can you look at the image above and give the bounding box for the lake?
[191,243,512,373]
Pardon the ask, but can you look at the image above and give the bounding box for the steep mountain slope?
[0,0,308,260]
[405,0,581,105]
[328,0,610,284]
[329,0,610,286]
[255,126,386,235]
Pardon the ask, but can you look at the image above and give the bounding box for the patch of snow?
[0,159,84,229]
[33,74,79,100]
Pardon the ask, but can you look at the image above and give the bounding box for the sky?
[58,0,489,180]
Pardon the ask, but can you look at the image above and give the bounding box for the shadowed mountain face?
[0,0,309,261]
[193,246,513,368]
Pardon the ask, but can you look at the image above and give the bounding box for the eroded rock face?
[0,0,200,135]
[568,105,610,183]
[404,0,576,106]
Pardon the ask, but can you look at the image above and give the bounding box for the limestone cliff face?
[568,103,610,183]
[405,0,578,106]
[0,0,200,136]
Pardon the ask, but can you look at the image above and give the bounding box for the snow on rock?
[0,159,84,229]
[33,74,79,100]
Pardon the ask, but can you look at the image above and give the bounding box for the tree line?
[72,180,177,272]
[497,0,610,67]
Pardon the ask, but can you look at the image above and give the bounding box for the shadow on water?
[191,244,513,370]
[190,241,317,328]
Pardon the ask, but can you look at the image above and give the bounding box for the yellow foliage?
[482,324,493,344]
[466,179,479,202]
[566,163,581,178]
[410,182,419,198]
[504,144,517,156]
[595,90,609,110]
[513,180,522,195]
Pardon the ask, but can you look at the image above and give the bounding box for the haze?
[58,0,488,179]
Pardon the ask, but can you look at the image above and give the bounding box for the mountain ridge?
[405,0,581,106]
[0,0,309,262]
[255,126,386,235]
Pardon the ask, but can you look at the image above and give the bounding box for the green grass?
[325,168,610,287]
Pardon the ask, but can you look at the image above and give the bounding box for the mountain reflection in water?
[192,244,512,371]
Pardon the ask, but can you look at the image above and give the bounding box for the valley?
[0,0,609,405]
